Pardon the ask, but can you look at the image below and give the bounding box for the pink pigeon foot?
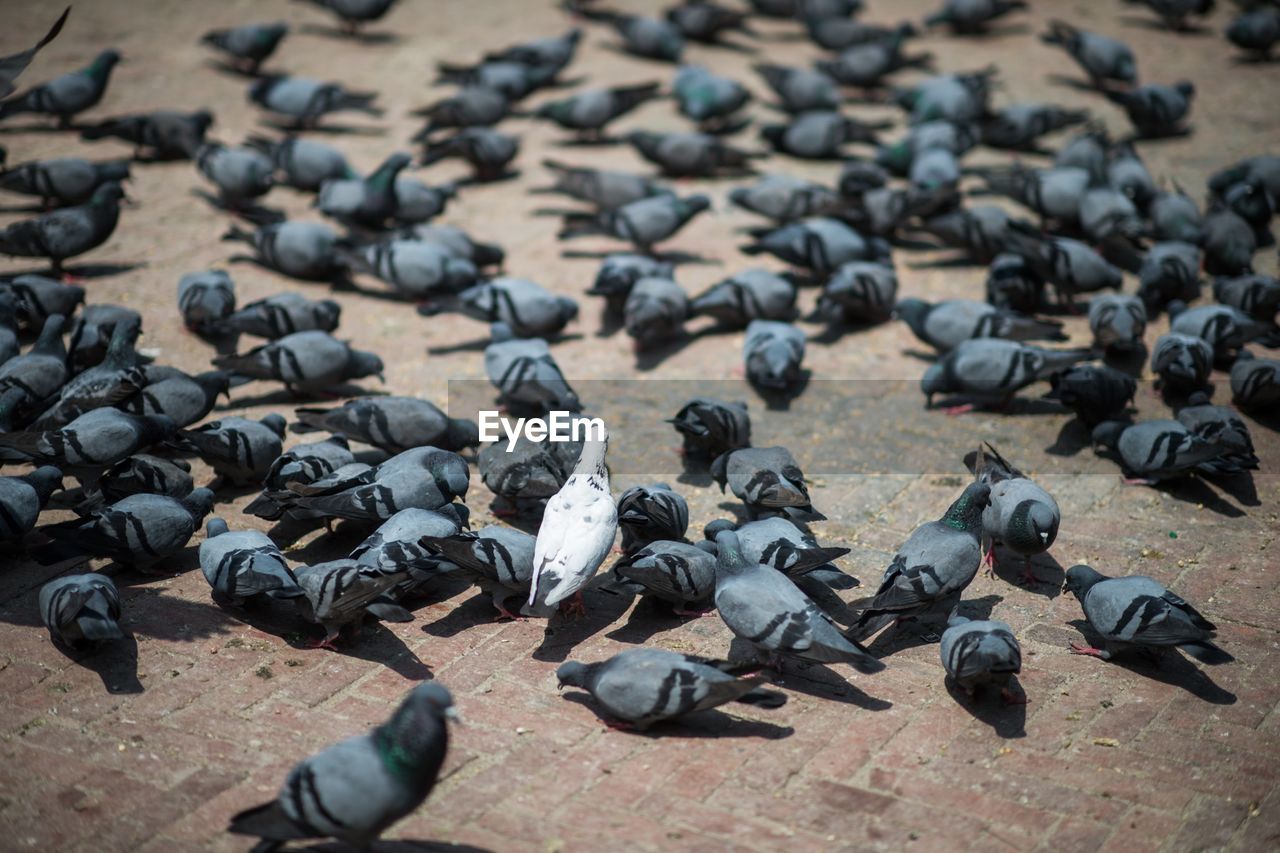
[1001,687,1030,705]
[1069,641,1106,658]
[559,592,587,619]
[306,635,341,651]
[943,403,976,416]
[673,606,716,618]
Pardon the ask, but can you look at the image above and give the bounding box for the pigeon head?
[555,660,590,689]
[1090,420,1128,450]
[682,194,711,215]
[1175,81,1196,100]
[839,161,888,195]
[262,413,288,437]
[26,466,63,501]
[1008,499,1059,553]
[920,362,949,406]
[347,349,385,383]
[91,182,127,207]
[90,50,123,76]
[263,22,289,40]
[432,454,472,502]
[941,482,991,533]
[192,110,215,134]
[703,519,736,540]
[313,300,342,332]
[197,371,233,402]
[206,517,230,538]
[99,160,132,182]
[377,682,458,777]
[446,418,480,451]
[1063,563,1106,598]
[444,259,479,292]
[891,298,929,334]
[712,529,750,576]
[184,488,217,520]
[142,414,179,444]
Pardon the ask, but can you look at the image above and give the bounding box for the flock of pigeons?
[0,0,1277,849]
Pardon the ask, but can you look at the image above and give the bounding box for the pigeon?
[350,506,464,578]
[0,48,120,127]
[534,83,662,139]
[340,240,477,300]
[873,121,978,177]
[0,6,69,100]
[728,175,837,223]
[121,369,231,428]
[557,647,784,729]
[922,339,1093,410]
[815,36,934,89]
[484,27,583,72]
[847,482,991,641]
[1106,143,1157,211]
[402,224,504,269]
[690,269,796,328]
[0,466,62,541]
[0,292,16,366]
[1063,564,1231,663]
[713,530,885,672]
[804,17,914,51]
[418,128,519,182]
[761,111,884,160]
[1231,351,1280,410]
[410,86,511,139]
[704,516,855,586]
[626,131,758,177]
[222,221,344,282]
[273,446,470,524]
[528,428,617,614]
[1053,122,1110,182]
[212,330,383,394]
[980,103,1090,152]
[1092,419,1233,482]
[1137,241,1202,314]
[0,409,177,476]
[817,261,898,325]
[479,432,569,515]
[201,22,289,73]
[1121,0,1215,31]
[249,76,381,127]
[1210,155,1280,204]
[1003,222,1123,306]
[1044,364,1136,426]
[1201,206,1257,277]
[1214,274,1280,322]
[894,67,995,124]
[1148,187,1204,244]
[624,276,689,348]
[587,255,673,315]
[667,0,755,43]
[1105,82,1195,139]
[835,183,956,239]
[964,444,1060,584]
[243,435,355,520]
[293,0,399,33]
[446,278,579,339]
[81,110,214,160]
[33,320,146,428]
[421,525,535,618]
[0,313,67,422]
[316,151,412,229]
[1088,293,1148,354]
[908,146,961,191]
[244,134,352,192]
[669,398,750,458]
[1151,333,1214,392]
[200,518,302,604]
[0,275,84,330]
[0,182,125,274]
[30,488,214,568]
[939,613,1023,702]
[894,298,1066,354]
[177,270,236,333]
[434,59,558,102]
[711,445,819,521]
[558,194,710,253]
[1040,20,1137,86]
[616,483,689,553]
[753,64,840,113]
[743,320,806,392]
[742,217,890,274]
[211,291,341,343]
[673,65,751,129]
[484,323,580,415]
[87,454,194,509]
[1168,301,1274,364]
[195,142,276,208]
[229,680,455,849]
[38,573,123,647]
[976,165,1091,225]
[577,7,685,62]
[64,303,144,373]
[1220,175,1275,248]
[915,206,1017,265]
[1227,6,1280,59]
[0,157,131,207]
[606,539,718,612]
[925,0,1028,33]
[294,397,479,453]
[535,159,669,211]
[178,414,287,485]
[1177,392,1258,474]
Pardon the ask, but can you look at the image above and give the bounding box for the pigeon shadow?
[1148,476,1246,519]
[1229,53,1280,66]
[904,254,983,270]
[1200,470,1260,508]
[675,455,715,488]
[308,620,433,680]
[773,658,893,711]
[1045,73,1104,93]
[1116,16,1212,35]
[1044,417,1093,457]
[296,841,492,852]
[634,334,700,372]
[417,588,511,638]
[0,122,89,135]
[1,261,144,280]
[221,383,386,409]
[603,593,700,645]
[52,634,144,695]
[297,23,402,44]
[989,551,1065,599]
[258,118,387,137]
[0,202,50,214]
[751,371,811,411]
[551,135,628,148]
[1066,620,1237,705]
[944,678,1027,738]
[863,594,1004,658]
[559,692,794,739]
[530,588,637,663]
[191,189,285,226]
[203,58,273,79]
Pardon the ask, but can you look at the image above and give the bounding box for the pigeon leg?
[305,632,341,651]
[983,547,997,578]
[1122,476,1157,486]
[1016,558,1039,586]
[1069,641,1109,659]
[493,602,524,622]
[1001,687,1029,705]
[604,718,636,731]
[559,591,587,619]
[943,403,976,416]
[673,605,716,618]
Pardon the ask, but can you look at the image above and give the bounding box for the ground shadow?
[297,23,403,44]
[559,691,794,739]
[1066,620,1237,704]
[54,634,144,695]
[944,678,1027,738]
[989,551,1065,599]
[863,594,1004,658]
[603,593,703,645]
[771,657,893,711]
[751,371,811,411]
[1044,417,1093,457]
[530,588,637,663]
[295,841,492,852]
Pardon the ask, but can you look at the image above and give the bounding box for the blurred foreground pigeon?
[1105,82,1195,138]
[200,518,301,604]
[753,64,839,113]
[0,466,62,541]
[212,330,383,394]
[31,488,214,569]
[39,572,123,647]
[1088,293,1147,354]
[923,339,1093,410]
[419,128,519,182]
[535,82,661,140]
[577,7,685,62]
[1043,364,1136,426]
[1177,393,1258,474]
[0,157,130,207]
[294,396,478,453]
[559,194,710,253]
[0,6,69,99]
[222,221,344,281]
[535,159,668,211]
[485,323,580,414]
[668,397,750,458]
[624,276,689,348]
[939,613,1023,702]
[1137,241,1201,313]
[201,22,288,73]
[817,261,898,325]
[0,48,119,126]
[673,65,751,129]
[761,111,885,160]
[925,0,1028,33]
[728,175,836,223]
[212,291,341,342]
[443,278,579,339]
[0,182,125,274]
[1121,0,1214,31]
[245,134,352,191]
[1040,19,1136,86]
[627,130,758,177]
[1227,7,1280,59]
[81,110,214,160]
[1169,301,1274,364]
[690,268,796,328]
[340,240,478,300]
[894,298,1065,353]
[1151,332,1213,392]
[177,269,236,334]
[741,218,890,274]
[249,76,381,127]
[195,142,276,208]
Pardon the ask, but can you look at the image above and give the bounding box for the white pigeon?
[528,428,617,615]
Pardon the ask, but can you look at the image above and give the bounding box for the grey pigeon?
[1201,206,1256,277]
[201,21,288,73]
[200,518,301,604]
[0,292,16,366]
[0,314,67,424]
[1122,0,1214,30]
[447,277,579,339]
[617,482,688,553]
[65,303,142,371]
[88,454,194,509]
[222,220,343,281]
[0,157,130,207]
[817,260,898,325]
[249,76,381,127]
[625,276,689,348]
[667,0,755,43]
[1210,155,1280,203]
[350,506,463,580]
[1091,419,1231,482]
[836,184,956,239]
[81,110,214,160]
[1151,332,1214,391]
[627,131,758,178]
[0,408,176,476]
[418,127,519,182]
[1105,82,1195,138]
[1137,241,1202,313]
[535,159,669,211]
[316,151,412,228]
[804,17,914,51]
[815,34,933,89]
[274,446,470,523]
[244,134,352,192]
[690,269,796,328]
[31,488,214,568]
[915,205,1017,265]
[922,338,1093,410]
[753,64,839,113]
[1,275,83,330]
[557,648,784,729]
[761,111,885,160]
[939,613,1023,702]
[981,103,1089,152]
[874,121,978,177]
[1004,222,1123,306]
[1040,19,1137,86]
[1227,6,1280,59]
[177,270,236,333]
[195,142,275,208]
[0,6,69,99]
[434,59,558,101]
[668,397,750,458]
[484,27,582,71]
[1107,143,1157,210]
[728,175,837,223]
[976,165,1091,225]
[0,465,62,541]
[1231,351,1280,410]
[0,48,119,127]
[986,253,1047,315]
[340,240,477,300]
[0,183,124,274]
[964,444,1060,585]
[673,65,751,129]
[704,516,855,587]
[588,254,673,315]
[179,414,287,485]
[294,396,478,453]
[211,291,341,342]
[479,435,570,515]
[1054,123,1110,183]
[577,7,685,61]
[1063,564,1231,664]
[712,445,819,521]
[847,482,991,641]
[400,224,504,269]
[33,320,146,428]
[535,82,661,139]
[39,573,123,647]
[925,0,1028,33]
[908,146,961,190]
[121,369,231,428]
[609,540,717,612]
[1088,293,1147,353]
[1215,274,1280,322]
[559,194,710,253]
[244,434,355,520]
[411,86,511,139]
[420,525,534,618]
[742,217,890,274]
[212,330,383,394]
[713,529,885,672]
[293,0,399,34]
[743,320,806,392]
[485,323,580,414]
[1148,187,1204,244]
[1220,177,1276,248]
[894,67,995,124]
[1177,392,1258,474]
[894,298,1065,354]
[1043,364,1136,426]
[228,680,456,850]
[1169,301,1274,363]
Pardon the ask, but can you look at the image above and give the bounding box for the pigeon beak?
[1062,581,1071,594]
[377,373,386,383]
[444,706,463,725]
[1039,531,1050,543]
[122,194,139,207]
